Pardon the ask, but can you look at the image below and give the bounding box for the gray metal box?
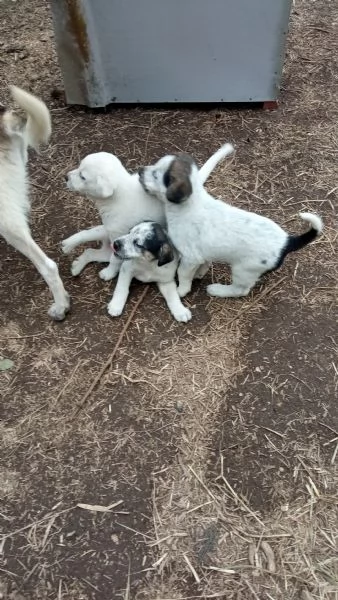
[50,0,291,107]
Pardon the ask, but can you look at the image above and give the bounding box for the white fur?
[61,146,230,280]
[0,86,69,320]
[139,146,323,299]
[108,222,194,322]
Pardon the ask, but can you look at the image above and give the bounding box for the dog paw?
[207,283,227,297]
[71,258,84,277]
[107,302,124,317]
[99,266,118,281]
[61,239,74,255]
[173,306,192,323]
[48,295,70,321]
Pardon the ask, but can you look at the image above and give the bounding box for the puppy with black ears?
[139,144,323,300]
[108,221,203,322]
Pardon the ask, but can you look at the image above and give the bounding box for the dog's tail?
[283,212,323,256]
[10,86,51,149]
[199,143,234,184]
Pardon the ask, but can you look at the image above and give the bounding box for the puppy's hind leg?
[71,242,112,276]
[99,253,122,281]
[158,281,192,322]
[61,225,108,255]
[6,230,70,320]
[207,264,261,298]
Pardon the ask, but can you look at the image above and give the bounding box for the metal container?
[50,0,292,107]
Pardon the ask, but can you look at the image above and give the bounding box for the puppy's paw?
[177,284,191,298]
[48,294,70,321]
[207,283,228,297]
[71,258,84,277]
[107,301,124,317]
[99,266,118,281]
[173,306,192,323]
[61,239,74,255]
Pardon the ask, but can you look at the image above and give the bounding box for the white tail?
[199,143,234,184]
[10,86,51,149]
[299,212,323,234]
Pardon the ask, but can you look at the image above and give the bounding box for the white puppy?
[0,86,69,320]
[108,221,203,322]
[61,145,230,282]
[138,145,323,299]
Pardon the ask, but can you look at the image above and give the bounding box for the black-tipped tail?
[274,212,323,270]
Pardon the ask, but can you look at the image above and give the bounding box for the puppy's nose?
[65,174,69,182]
[113,240,121,252]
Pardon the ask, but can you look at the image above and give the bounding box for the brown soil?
[0,1,337,599]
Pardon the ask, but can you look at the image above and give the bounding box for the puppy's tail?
[199,143,234,184]
[10,86,51,149]
[284,212,323,255]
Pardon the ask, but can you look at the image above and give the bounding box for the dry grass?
[133,279,337,599]
[139,441,337,599]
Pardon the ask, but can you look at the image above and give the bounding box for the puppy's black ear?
[164,155,193,204]
[157,242,174,266]
[166,179,192,204]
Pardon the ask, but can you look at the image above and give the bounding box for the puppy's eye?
[153,170,158,180]
[134,240,143,249]
[79,173,86,181]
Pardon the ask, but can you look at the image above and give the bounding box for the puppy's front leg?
[61,225,108,255]
[177,260,201,298]
[193,261,211,280]
[107,264,133,317]
[99,253,122,281]
[158,281,192,322]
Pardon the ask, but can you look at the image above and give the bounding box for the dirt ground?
[0,1,337,599]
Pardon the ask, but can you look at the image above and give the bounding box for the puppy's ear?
[164,156,193,204]
[157,242,174,266]
[97,174,114,198]
[166,178,192,204]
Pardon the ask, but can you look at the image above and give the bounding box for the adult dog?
[138,145,323,299]
[61,144,230,281]
[108,221,204,322]
[0,86,69,320]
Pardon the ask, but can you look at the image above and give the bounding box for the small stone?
[175,400,184,413]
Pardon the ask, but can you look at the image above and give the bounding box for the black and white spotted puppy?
[138,146,323,299]
[108,221,206,322]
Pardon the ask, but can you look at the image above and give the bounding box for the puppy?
[108,221,197,322]
[61,145,231,282]
[138,145,323,299]
[0,86,69,320]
